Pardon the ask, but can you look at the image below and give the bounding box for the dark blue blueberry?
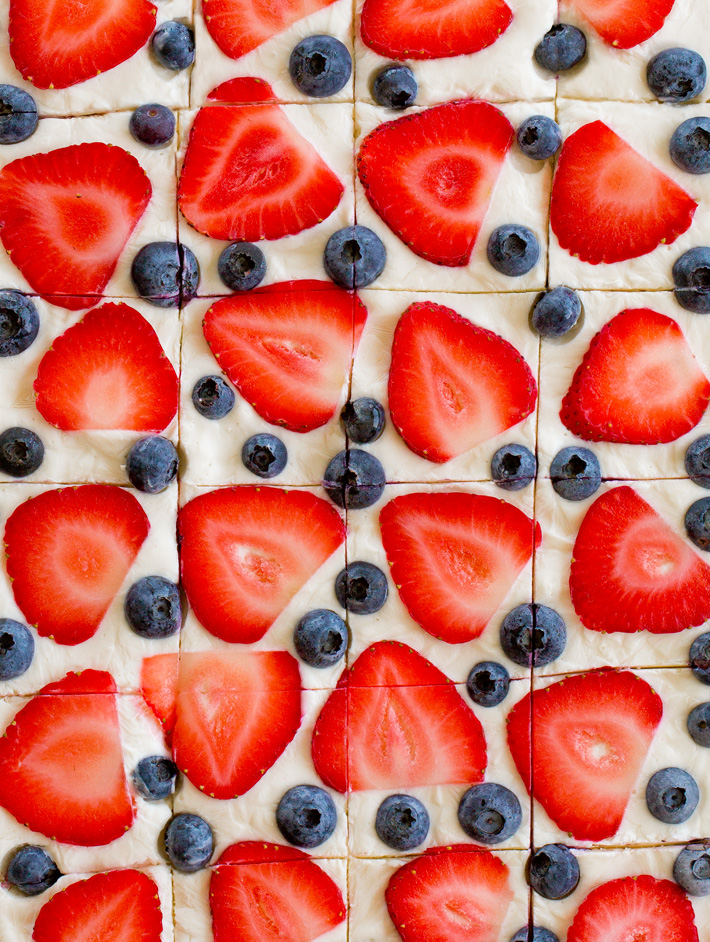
[335,561,388,614]
[0,618,34,681]
[534,24,586,73]
[372,64,417,109]
[133,756,179,801]
[671,117,710,175]
[164,813,213,872]
[517,115,562,160]
[487,225,540,276]
[458,783,522,845]
[324,225,386,289]
[674,246,710,313]
[686,434,710,488]
[550,446,601,501]
[191,375,235,419]
[0,85,38,144]
[527,844,580,900]
[531,287,582,339]
[340,398,386,444]
[276,785,337,848]
[686,497,710,550]
[0,291,39,356]
[375,794,430,850]
[323,449,385,509]
[690,632,710,684]
[466,661,510,708]
[126,436,179,493]
[646,767,699,824]
[294,609,348,668]
[217,242,266,291]
[152,21,195,71]
[688,702,710,747]
[500,603,566,668]
[242,433,288,479]
[131,242,199,307]
[6,845,60,896]
[125,576,182,639]
[674,841,710,896]
[129,104,175,147]
[647,48,707,103]
[289,35,351,97]
[510,928,560,942]
[0,427,43,478]
[491,444,536,491]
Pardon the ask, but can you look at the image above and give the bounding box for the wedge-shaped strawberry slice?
[0,671,135,845]
[178,104,343,242]
[361,0,513,59]
[389,301,537,461]
[210,842,345,942]
[173,651,301,799]
[550,121,696,265]
[204,282,367,433]
[507,670,662,842]
[561,0,676,49]
[570,486,710,634]
[32,870,162,942]
[379,492,540,644]
[140,654,178,746]
[179,486,345,643]
[0,143,151,310]
[207,76,277,102]
[386,846,514,942]
[5,485,149,646]
[202,0,338,59]
[358,100,513,267]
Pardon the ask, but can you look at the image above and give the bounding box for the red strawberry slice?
[179,486,345,643]
[361,0,513,59]
[178,104,343,242]
[561,308,710,445]
[569,485,710,634]
[207,76,277,102]
[42,669,118,695]
[379,492,540,644]
[140,654,178,745]
[4,485,149,646]
[568,874,698,942]
[202,0,339,59]
[507,670,662,842]
[32,869,162,942]
[9,0,157,89]
[388,301,537,462]
[34,302,178,432]
[210,842,345,942]
[550,121,696,265]
[386,845,514,942]
[203,282,366,433]
[561,0,676,49]
[358,100,513,267]
[0,671,135,845]
[312,642,486,792]
[173,651,301,799]
[0,143,151,310]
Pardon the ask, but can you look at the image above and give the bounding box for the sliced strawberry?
[358,100,513,267]
[173,651,301,799]
[203,282,366,433]
[388,301,537,461]
[312,642,486,792]
[550,121,696,265]
[179,486,345,643]
[41,670,117,696]
[140,654,178,745]
[0,671,135,845]
[207,76,277,102]
[386,846,514,942]
[32,869,162,942]
[561,0,676,49]
[202,0,339,59]
[178,104,343,242]
[561,308,710,445]
[507,670,662,842]
[361,0,513,59]
[569,485,710,634]
[9,0,157,89]
[379,491,540,644]
[0,143,151,310]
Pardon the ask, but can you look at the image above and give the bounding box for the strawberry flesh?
[561,0,676,49]
[202,0,338,59]
[140,654,179,746]
[207,76,277,102]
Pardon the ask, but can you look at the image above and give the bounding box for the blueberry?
[323,449,385,509]
[466,661,510,708]
[671,117,710,175]
[550,446,601,501]
[686,434,710,488]
[375,794,430,850]
[647,48,707,103]
[517,116,562,160]
[5,845,61,896]
[687,702,710,747]
[0,427,43,478]
[674,841,710,896]
[294,609,348,668]
[126,436,179,493]
[191,375,235,419]
[133,756,179,801]
[500,603,566,668]
[458,783,522,845]
[487,225,540,277]
[242,433,288,479]
[164,813,213,872]
[527,844,580,900]
[690,632,710,684]
[0,618,34,681]
[125,576,182,639]
[491,444,536,491]
[531,287,582,339]
[289,35,352,97]
[217,242,266,291]
[335,561,388,615]
[646,767,699,824]
[0,85,38,144]
[276,785,337,848]
[340,398,386,445]
[152,21,195,71]
[0,291,39,356]
[131,242,199,307]
[324,226,386,289]
[129,104,175,147]
[686,498,710,550]
[510,928,560,942]
[534,24,587,73]
[372,64,417,109]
